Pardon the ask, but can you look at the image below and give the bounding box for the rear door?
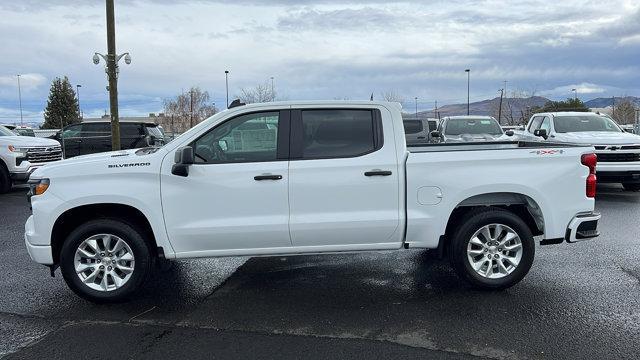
[80,123,111,155]
[288,107,401,248]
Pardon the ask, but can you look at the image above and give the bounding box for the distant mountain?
[405,96,550,121]
[584,96,640,108]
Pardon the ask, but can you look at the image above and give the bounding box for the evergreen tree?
[530,98,589,114]
[42,76,79,129]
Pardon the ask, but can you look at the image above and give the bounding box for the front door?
[288,108,401,248]
[161,110,292,254]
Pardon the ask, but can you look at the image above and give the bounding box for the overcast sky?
[1,0,639,123]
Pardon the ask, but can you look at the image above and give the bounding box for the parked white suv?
[24,101,599,302]
[524,112,640,191]
[0,125,62,193]
[430,116,515,143]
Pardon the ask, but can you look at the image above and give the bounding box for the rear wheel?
[60,219,152,303]
[622,183,640,191]
[449,207,535,290]
[0,164,11,194]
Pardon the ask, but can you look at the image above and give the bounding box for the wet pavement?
[1,184,639,359]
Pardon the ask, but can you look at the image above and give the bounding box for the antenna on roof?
[370,93,374,101]
[228,99,245,108]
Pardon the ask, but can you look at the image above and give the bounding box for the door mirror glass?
[533,129,548,139]
[430,130,441,139]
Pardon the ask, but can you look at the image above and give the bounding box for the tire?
[449,207,535,290]
[0,163,11,194]
[622,183,640,191]
[59,219,153,303]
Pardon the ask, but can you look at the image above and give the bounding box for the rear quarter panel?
[405,146,595,248]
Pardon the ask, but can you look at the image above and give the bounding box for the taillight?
[581,153,597,198]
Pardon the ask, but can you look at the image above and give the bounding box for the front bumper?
[565,212,601,243]
[24,215,54,264]
[597,170,640,184]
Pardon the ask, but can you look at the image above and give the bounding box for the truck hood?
[31,147,162,178]
[0,136,60,147]
[552,131,640,145]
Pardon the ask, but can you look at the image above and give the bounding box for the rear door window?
[403,120,423,134]
[81,123,110,138]
[295,109,380,159]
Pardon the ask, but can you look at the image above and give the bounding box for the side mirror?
[171,146,194,177]
[533,129,548,140]
[505,130,515,136]
[430,130,441,139]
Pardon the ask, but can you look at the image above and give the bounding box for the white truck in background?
[24,101,600,302]
[524,112,640,191]
[0,125,62,193]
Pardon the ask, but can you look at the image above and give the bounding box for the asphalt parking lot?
[1,185,639,359]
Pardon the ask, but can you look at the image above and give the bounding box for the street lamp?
[465,69,470,115]
[225,70,230,108]
[16,74,23,126]
[76,84,82,119]
[270,76,275,101]
[415,97,418,118]
[571,88,577,100]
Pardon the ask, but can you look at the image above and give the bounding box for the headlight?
[28,178,50,196]
[8,145,28,157]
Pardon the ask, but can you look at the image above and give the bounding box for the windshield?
[0,125,15,136]
[554,115,622,133]
[444,118,502,135]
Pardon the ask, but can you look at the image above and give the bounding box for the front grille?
[596,152,640,162]
[26,147,63,164]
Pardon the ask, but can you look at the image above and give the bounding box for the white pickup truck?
[0,125,62,193]
[524,112,640,191]
[24,101,601,302]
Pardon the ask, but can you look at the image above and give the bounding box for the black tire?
[59,219,153,303]
[0,163,11,194]
[622,183,640,191]
[449,207,535,290]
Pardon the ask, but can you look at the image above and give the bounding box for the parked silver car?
[431,116,515,143]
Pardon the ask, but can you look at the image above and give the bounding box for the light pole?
[16,74,23,126]
[465,69,470,115]
[93,0,131,151]
[571,88,577,100]
[415,97,418,118]
[270,76,275,101]
[225,70,230,108]
[76,84,82,119]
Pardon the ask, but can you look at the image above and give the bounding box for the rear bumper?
[565,212,601,243]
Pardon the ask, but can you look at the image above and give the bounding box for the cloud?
[0,0,639,121]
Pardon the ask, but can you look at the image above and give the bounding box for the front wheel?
[449,208,535,290]
[622,183,640,191]
[60,219,152,303]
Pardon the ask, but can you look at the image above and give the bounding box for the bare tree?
[612,98,637,124]
[237,81,276,104]
[163,87,217,132]
[490,87,541,125]
[380,90,405,103]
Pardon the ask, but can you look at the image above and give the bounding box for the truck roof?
[534,111,603,117]
[223,100,403,111]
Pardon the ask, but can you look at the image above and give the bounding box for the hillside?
[405,96,550,122]
[584,96,639,108]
